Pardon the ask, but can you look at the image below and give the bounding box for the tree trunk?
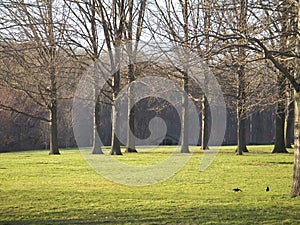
[110,72,122,155]
[201,96,210,150]
[278,0,292,151]
[125,48,137,152]
[180,0,190,154]
[92,99,103,154]
[237,116,248,155]
[126,83,137,153]
[201,0,211,151]
[110,101,122,155]
[291,92,300,197]
[91,0,103,154]
[181,83,190,153]
[236,0,248,155]
[125,0,146,152]
[47,1,59,155]
[236,64,249,154]
[291,0,300,197]
[285,97,294,148]
[273,103,288,153]
[273,75,288,153]
[181,79,190,153]
[236,63,248,154]
[49,104,60,155]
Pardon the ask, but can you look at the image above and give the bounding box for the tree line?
[1,0,300,197]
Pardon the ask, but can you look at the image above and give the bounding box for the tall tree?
[240,0,300,196]
[236,0,249,155]
[210,0,280,155]
[64,0,104,154]
[201,0,211,150]
[236,0,300,197]
[0,0,72,155]
[97,0,125,155]
[179,0,191,153]
[152,0,194,153]
[124,0,147,153]
[152,0,221,151]
[291,0,300,198]
[272,0,290,153]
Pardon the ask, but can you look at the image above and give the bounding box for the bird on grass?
[233,188,242,192]
[266,186,269,192]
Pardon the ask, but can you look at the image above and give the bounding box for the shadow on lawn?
[2,206,300,225]
[268,161,294,165]
[1,218,166,225]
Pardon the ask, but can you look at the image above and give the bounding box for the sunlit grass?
[0,146,299,224]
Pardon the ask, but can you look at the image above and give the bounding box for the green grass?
[0,146,299,224]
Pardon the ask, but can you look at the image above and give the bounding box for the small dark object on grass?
[266,186,269,192]
[233,188,242,192]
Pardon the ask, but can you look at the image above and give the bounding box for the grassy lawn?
[0,146,299,224]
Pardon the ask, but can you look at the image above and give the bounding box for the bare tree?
[64,0,105,154]
[123,0,147,153]
[150,0,220,153]
[209,0,284,155]
[0,0,73,154]
[271,0,291,153]
[206,0,251,154]
[213,0,300,197]
[235,0,249,155]
[96,0,126,155]
[201,0,211,150]
[219,0,300,196]
[151,0,196,153]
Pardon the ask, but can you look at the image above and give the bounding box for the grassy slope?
[0,146,299,224]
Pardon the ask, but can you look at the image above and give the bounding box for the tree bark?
[201,96,210,150]
[285,99,294,148]
[236,64,249,154]
[110,104,122,155]
[237,116,248,155]
[125,82,137,153]
[109,32,122,155]
[92,99,103,154]
[273,74,288,153]
[292,92,300,197]
[273,102,288,153]
[291,0,300,198]
[181,81,190,153]
[110,72,122,155]
[49,101,60,155]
